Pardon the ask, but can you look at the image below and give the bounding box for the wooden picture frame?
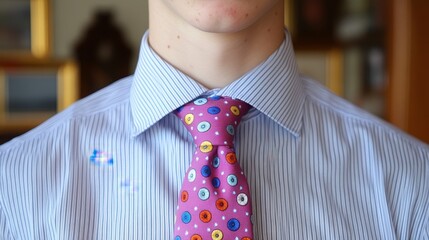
[0,58,78,132]
[295,48,343,96]
[0,0,51,57]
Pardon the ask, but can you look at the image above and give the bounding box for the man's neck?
[148,1,285,89]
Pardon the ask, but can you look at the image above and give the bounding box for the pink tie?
[174,96,254,240]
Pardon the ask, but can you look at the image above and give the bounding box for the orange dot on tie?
[191,234,202,240]
[181,191,189,202]
[226,152,237,164]
[242,237,252,240]
[215,198,228,211]
[199,210,212,223]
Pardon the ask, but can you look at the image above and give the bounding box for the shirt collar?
[130,30,305,137]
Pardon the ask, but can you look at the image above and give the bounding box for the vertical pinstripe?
[1,31,428,239]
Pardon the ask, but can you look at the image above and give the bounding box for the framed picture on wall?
[0,58,78,132]
[0,0,50,57]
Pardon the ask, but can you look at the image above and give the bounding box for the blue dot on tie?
[226,125,235,135]
[176,106,184,113]
[227,218,240,231]
[207,106,221,115]
[175,236,181,240]
[197,121,211,132]
[210,96,222,100]
[201,165,211,177]
[212,177,221,188]
[227,174,238,186]
[213,157,220,168]
[194,98,208,105]
[198,188,210,200]
[181,211,191,224]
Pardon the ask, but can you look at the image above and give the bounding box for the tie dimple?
[174,96,254,240]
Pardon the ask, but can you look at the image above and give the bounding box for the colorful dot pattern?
[174,96,253,240]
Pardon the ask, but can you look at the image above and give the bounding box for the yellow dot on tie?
[200,141,213,153]
[211,229,223,240]
[230,106,240,116]
[185,114,194,125]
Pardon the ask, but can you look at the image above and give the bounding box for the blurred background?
[0,0,428,144]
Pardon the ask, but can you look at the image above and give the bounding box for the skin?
[148,0,285,89]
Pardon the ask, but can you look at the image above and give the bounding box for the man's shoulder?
[0,76,134,153]
[301,76,429,154]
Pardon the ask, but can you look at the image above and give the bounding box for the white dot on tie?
[207,228,211,232]
[233,209,237,213]
[246,212,249,216]
[202,180,206,184]
[222,189,226,193]
[233,191,236,195]
[221,171,225,175]
[177,227,180,230]
[205,156,209,160]
[193,187,197,191]
[191,107,194,110]
[222,216,225,220]
[215,131,219,135]
[194,224,198,228]
[224,141,228,145]
[240,186,243,190]
[245,228,248,232]
[194,206,198,211]
[235,237,240,240]
[214,191,218,195]
[185,231,189,235]
[224,101,228,104]
[199,113,203,116]
[220,151,225,154]
[214,223,218,227]
[226,113,230,117]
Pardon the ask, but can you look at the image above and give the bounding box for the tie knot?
[176,96,250,147]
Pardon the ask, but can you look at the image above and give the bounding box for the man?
[1,0,428,239]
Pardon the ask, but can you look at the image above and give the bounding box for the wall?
[52,0,149,67]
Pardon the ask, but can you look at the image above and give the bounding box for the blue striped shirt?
[1,31,428,239]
